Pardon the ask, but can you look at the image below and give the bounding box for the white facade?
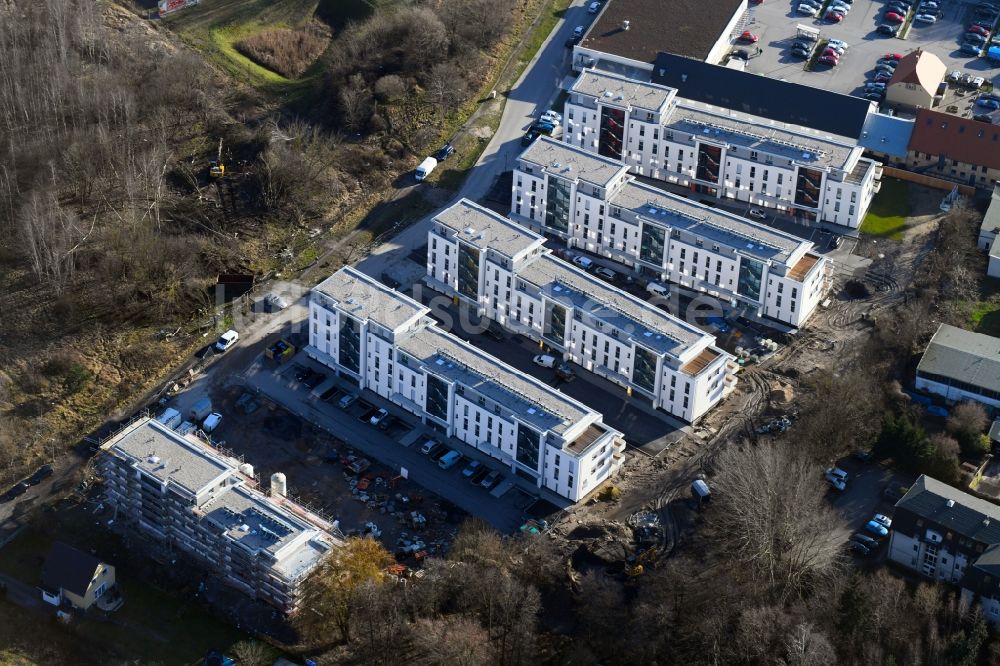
[425,200,738,423]
[306,266,625,502]
[561,69,882,230]
[512,136,830,328]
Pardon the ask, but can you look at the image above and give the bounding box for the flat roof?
[571,69,674,113]
[200,485,331,577]
[652,52,874,139]
[518,254,709,358]
[670,99,858,170]
[400,326,595,438]
[581,0,743,64]
[918,323,1000,394]
[518,136,627,188]
[433,199,544,258]
[612,180,807,265]
[103,418,233,495]
[313,267,428,332]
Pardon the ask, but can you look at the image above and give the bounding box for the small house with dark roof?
[890,475,1000,623]
[884,49,946,111]
[40,542,116,610]
[906,109,1000,190]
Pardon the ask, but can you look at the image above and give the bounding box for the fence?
[882,166,977,196]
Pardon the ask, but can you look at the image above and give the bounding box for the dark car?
[303,372,326,390]
[1,482,29,503]
[483,326,505,342]
[521,130,540,147]
[556,363,577,382]
[877,24,899,35]
[433,143,455,162]
[429,444,450,462]
[974,113,995,123]
[565,34,582,48]
[26,464,53,486]
[852,533,880,549]
[962,42,983,55]
[850,542,872,557]
[469,467,490,485]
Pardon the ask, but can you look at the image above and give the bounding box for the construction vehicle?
[209,138,225,178]
[624,546,657,577]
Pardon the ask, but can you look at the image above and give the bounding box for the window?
[750,150,758,160]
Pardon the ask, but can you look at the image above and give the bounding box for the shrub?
[235,26,329,79]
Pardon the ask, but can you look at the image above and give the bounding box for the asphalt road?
[356,0,591,281]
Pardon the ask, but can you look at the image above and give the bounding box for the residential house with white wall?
[889,475,1000,626]
[562,68,882,229]
[425,200,738,423]
[306,266,625,501]
[512,137,830,327]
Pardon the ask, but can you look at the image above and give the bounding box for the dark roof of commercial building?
[581,0,743,64]
[895,475,1000,544]
[909,109,1000,171]
[651,52,874,138]
[41,542,103,597]
[917,323,1000,395]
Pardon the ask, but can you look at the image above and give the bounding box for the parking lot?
[738,0,999,107]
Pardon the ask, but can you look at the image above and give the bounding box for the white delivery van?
[415,157,438,181]
[533,354,556,368]
[646,281,668,297]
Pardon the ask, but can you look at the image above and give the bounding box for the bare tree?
[781,622,836,666]
[339,74,373,133]
[709,442,847,600]
[231,640,269,666]
[947,401,990,453]
[409,615,491,666]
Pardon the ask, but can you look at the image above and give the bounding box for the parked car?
[573,25,584,38]
[303,372,326,389]
[825,467,847,490]
[541,110,562,125]
[429,444,450,462]
[595,266,616,280]
[873,513,893,529]
[565,34,581,48]
[825,10,844,21]
[791,46,812,58]
[433,143,455,161]
[877,58,898,67]
[419,439,439,455]
[484,326,505,342]
[262,293,289,311]
[338,392,358,409]
[202,412,223,433]
[978,98,1000,110]
[1,482,29,503]
[26,464,53,486]
[852,533,880,549]
[556,363,577,382]
[738,31,759,43]
[479,470,501,489]
[961,43,983,55]
[865,520,889,538]
[973,76,986,89]
[572,255,594,270]
[214,329,239,352]
[973,113,995,123]
[850,542,872,557]
[884,11,906,23]
[969,24,992,36]
[521,130,540,146]
[818,55,839,66]
[438,450,462,469]
[533,354,557,368]
[883,52,903,61]
[828,39,850,50]
[462,460,482,478]
[865,92,885,102]
[947,69,962,83]
[877,24,900,36]
[798,4,819,15]
[469,467,490,484]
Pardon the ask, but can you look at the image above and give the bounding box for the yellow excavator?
[209,138,225,178]
[625,546,658,578]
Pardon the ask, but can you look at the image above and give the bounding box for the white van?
[533,354,556,368]
[202,413,223,433]
[439,450,462,469]
[646,281,668,297]
[156,407,182,430]
[415,156,438,181]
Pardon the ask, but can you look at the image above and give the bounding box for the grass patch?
[510,0,573,84]
[860,178,911,239]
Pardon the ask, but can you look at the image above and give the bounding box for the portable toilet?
[691,479,711,505]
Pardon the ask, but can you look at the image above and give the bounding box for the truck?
[415,157,438,181]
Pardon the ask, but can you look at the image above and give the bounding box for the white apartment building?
[98,417,340,613]
[306,266,625,502]
[426,200,738,423]
[512,137,829,328]
[561,69,882,229]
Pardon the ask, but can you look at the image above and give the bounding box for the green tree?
[836,575,870,639]
[947,611,988,666]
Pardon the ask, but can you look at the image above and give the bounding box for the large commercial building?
[512,136,829,328]
[561,68,882,229]
[306,266,626,502]
[98,417,340,613]
[889,475,1000,625]
[425,199,738,422]
[916,324,1000,410]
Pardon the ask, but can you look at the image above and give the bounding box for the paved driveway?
[355,0,593,284]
